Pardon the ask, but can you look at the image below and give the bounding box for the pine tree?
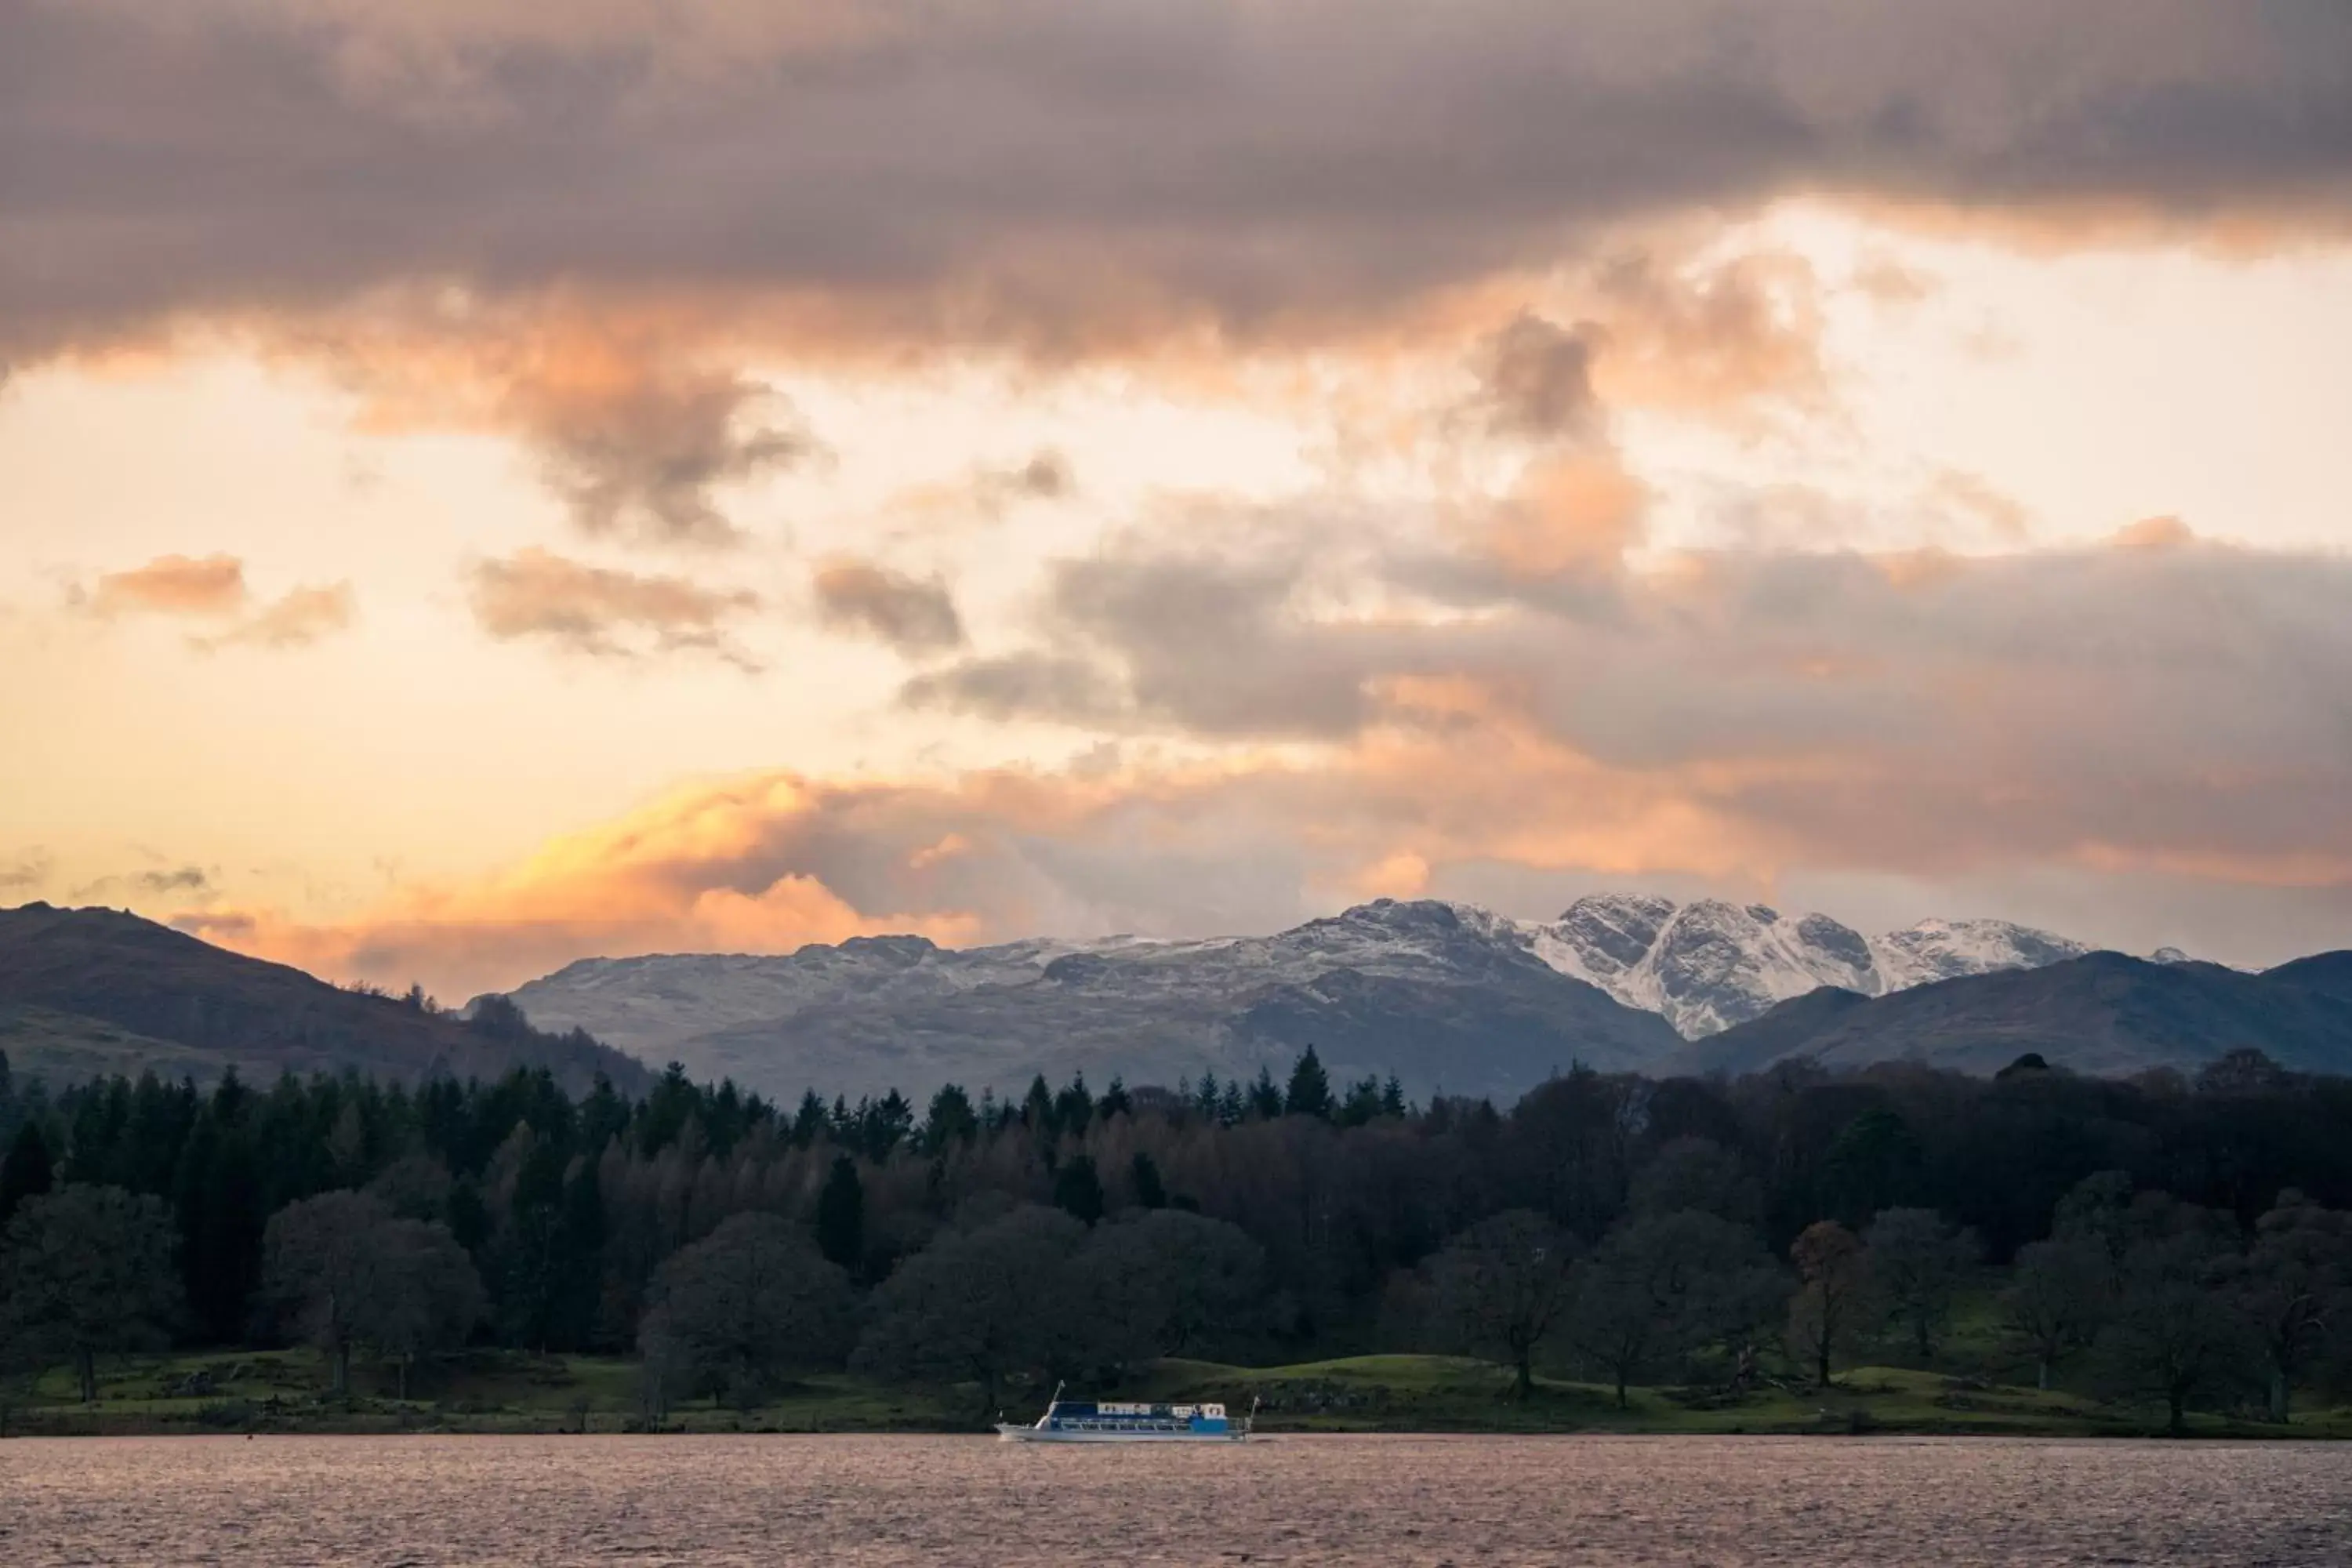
[1097,1076,1133,1120]
[1284,1047,1334,1120]
[1194,1073,1222,1120]
[1248,1066,1284,1120]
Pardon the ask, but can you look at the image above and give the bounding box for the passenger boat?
[996,1384,1255,1443]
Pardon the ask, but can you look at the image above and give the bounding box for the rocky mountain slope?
[1673,952,2352,1079]
[500,895,2106,1102]
[1525,894,2089,1036]
[0,904,650,1094]
[506,900,1681,1104]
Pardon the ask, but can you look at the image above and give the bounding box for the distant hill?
[503,899,1684,1103]
[1671,950,2352,1078]
[0,903,651,1094]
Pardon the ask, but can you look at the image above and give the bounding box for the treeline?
[2,1045,2350,1432]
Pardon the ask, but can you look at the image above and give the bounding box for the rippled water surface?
[4,1433,2348,1565]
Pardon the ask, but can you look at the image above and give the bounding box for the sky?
[4,0,2351,1000]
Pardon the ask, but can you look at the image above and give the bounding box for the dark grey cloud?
[4,1,2348,361]
[812,560,966,655]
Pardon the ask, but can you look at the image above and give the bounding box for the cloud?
[901,651,1129,726]
[180,520,2352,997]
[903,518,2352,884]
[1477,314,1602,438]
[1480,450,1650,579]
[466,546,763,662]
[995,450,1073,502]
[6,1,2349,373]
[1584,251,1828,417]
[0,850,53,893]
[75,554,354,649]
[282,299,825,545]
[193,583,357,650]
[85,554,248,618]
[811,560,966,655]
[131,866,212,895]
[529,367,815,546]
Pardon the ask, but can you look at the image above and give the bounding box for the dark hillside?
[0,903,649,1093]
[1681,950,2352,1077]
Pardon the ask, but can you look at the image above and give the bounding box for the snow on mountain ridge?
[1517,897,2092,1036]
[498,893,2103,1063]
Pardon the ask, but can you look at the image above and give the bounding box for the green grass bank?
[9,1350,2349,1440]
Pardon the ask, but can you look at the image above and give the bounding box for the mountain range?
[11,896,2345,1106]
[498,894,2210,1102]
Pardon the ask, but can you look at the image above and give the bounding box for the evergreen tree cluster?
[2,1042,2350,1428]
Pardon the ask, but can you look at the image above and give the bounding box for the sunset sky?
[5,1,2350,1000]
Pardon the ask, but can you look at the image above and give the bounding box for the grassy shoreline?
[8,1350,2348,1440]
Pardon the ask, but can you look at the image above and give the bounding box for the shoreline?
[8,1352,2346,1443]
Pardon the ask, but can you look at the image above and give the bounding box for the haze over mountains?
[495,894,2228,1103]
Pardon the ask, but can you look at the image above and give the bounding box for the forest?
[3,1042,2350,1436]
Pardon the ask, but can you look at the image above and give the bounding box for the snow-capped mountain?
[504,898,1679,1103]
[495,894,2107,1102]
[1523,895,2091,1037]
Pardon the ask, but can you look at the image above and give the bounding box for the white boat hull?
[996,1424,1248,1443]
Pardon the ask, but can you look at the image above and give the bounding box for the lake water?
[2,1433,2347,1565]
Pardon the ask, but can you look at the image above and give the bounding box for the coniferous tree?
[924,1084,979,1152]
[1247,1067,1283,1121]
[1053,1075,1094,1138]
[1193,1072,1222,1121]
[1284,1047,1334,1120]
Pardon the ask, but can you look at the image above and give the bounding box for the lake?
[2,1433,2346,1565]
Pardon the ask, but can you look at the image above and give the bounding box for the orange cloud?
[86,554,248,617]
[78,554,355,651]
[1482,450,1648,579]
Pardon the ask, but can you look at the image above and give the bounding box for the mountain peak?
[1521,896,2088,1037]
